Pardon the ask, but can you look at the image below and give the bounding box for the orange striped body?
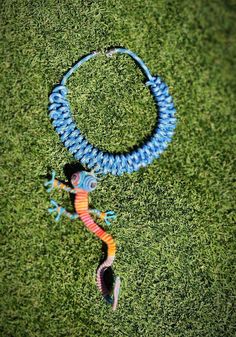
[74,188,120,309]
[74,189,116,257]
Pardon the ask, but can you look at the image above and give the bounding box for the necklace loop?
[49,48,177,175]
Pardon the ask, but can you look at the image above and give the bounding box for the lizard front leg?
[45,170,77,194]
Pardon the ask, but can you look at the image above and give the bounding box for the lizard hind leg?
[48,199,65,221]
[48,199,78,221]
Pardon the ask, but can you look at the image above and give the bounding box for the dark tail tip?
[112,277,121,311]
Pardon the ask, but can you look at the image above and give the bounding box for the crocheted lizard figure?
[45,170,120,310]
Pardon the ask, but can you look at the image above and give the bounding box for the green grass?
[1,0,236,336]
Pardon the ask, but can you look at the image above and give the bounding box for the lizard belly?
[74,190,89,212]
[75,193,116,256]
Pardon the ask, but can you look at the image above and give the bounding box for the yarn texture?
[48,48,177,175]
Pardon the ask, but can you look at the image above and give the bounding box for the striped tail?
[75,192,120,310]
[96,256,121,311]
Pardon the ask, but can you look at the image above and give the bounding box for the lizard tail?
[79,211,120,310]
[96,256,121,311]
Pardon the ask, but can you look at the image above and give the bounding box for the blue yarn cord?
[48,48,177,176]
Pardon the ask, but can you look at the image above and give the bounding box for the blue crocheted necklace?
[49,48,176,175]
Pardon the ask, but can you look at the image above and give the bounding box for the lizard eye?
[90,182,97,189]
[71,173,79,183]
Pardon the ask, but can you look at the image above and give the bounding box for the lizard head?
[71,171,97,192]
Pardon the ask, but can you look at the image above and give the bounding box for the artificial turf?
[1,0,236,336]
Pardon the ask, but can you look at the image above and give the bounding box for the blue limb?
[89,209,117,225]
[48,199,65,222]
[44,170,56,192]
[64,210,79,220]
[48,199,78,221]
[104,210,117,225]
